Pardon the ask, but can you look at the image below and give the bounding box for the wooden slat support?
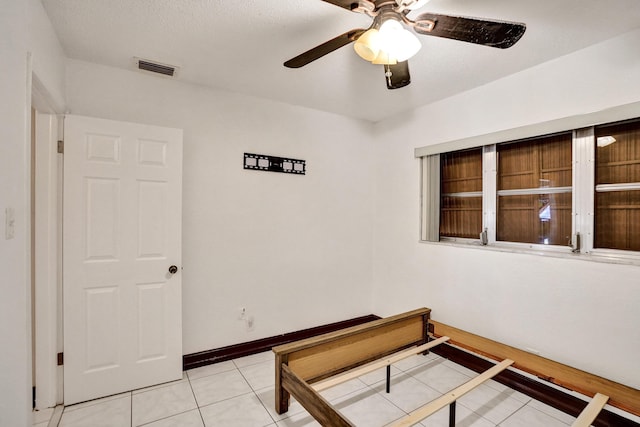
[384,359,515,427]
[281,364,356,427]
[571,393,610,427]
[313,336,450,392]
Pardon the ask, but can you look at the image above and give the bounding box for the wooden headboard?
[272,307,431,415]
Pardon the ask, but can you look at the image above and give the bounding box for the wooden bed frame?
[272,308,515,426]
[273,309,632,426]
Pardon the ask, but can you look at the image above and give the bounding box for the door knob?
[168,265,178,274]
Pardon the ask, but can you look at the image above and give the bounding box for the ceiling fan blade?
[284,29,366,68]
[320,0,361,11]
[413,13,526,49]
[384,61,411,89]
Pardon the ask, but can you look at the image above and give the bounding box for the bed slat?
[571,393,609,427]
[385,359,515,427]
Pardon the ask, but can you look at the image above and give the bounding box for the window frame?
[419,120,640,265]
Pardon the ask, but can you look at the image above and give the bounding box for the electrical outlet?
[246,315,255,331]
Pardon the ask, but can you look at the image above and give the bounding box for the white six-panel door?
[63,115,183,405]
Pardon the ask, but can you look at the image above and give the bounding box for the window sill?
[419,238,640,267]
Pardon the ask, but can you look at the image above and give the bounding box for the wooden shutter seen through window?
[497,133,572,245]
[595,120,640,251]
[440,148,483,239]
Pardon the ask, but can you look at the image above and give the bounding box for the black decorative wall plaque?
[243,153,305,175]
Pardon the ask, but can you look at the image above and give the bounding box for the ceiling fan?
[284,0,526,89]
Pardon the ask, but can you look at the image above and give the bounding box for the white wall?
[27,0,66,112]
[0,2,31,425]
[372,29,640,389]
[65,60,375,354]
[1,0,66,424]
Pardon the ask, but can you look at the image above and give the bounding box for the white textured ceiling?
[41,0,640,122]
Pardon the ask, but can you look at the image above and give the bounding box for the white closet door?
[63,115,183,405]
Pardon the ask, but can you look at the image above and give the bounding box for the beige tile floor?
[32,350,640,427]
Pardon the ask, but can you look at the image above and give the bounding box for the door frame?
[32,74,64,410]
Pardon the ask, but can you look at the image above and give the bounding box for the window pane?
[441,149,482,193]
[440,148,482,238]
[498,133,572,190]
[441,196,482,238]
[497,133,572,245]
[596,121,640,185]
[498,193,572,244]
[595,191,640,251]
[595,119,640,251]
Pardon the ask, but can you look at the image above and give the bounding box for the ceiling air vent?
[135,58,177,77]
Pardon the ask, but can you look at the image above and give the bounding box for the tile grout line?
[463,389,528,427]
[186,372,208,427]
[252,389,279,426]
[382,360,504,427]
[135,407,204,427]
[186,365,237,382]
[530,403,575,426]
[515,401,574,426]
[364,382,413,424]
[196,390,257,410]
[234,364,279,426]
[190,365,257,409]
[132,379,201,426]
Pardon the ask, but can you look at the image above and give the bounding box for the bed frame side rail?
[281,364,356,427]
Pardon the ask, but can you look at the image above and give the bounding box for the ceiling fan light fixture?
[379,18,403,36]
[354,28,381,61]
[371,50,397,65]
[378,19,422,62]
[392,29,422,61]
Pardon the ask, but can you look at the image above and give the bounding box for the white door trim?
[32,69,65,410]
[33,111,60,409]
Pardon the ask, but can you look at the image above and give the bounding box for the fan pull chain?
[384,65,393,85]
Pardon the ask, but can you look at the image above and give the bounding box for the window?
[440,148,483,239]
[497,133,572,245]
[594,120,640,251]
[419,117,640,259]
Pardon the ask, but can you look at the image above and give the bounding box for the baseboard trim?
[432,343,639,427]
[182,314,381,371]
